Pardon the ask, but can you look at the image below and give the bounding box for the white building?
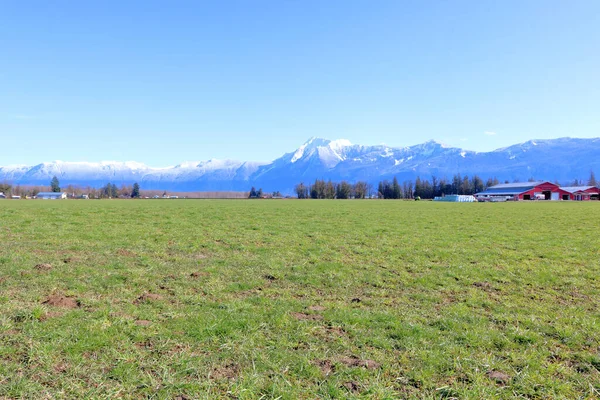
[36,192,67,200]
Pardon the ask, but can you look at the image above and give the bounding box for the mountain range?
[1,137,599,193]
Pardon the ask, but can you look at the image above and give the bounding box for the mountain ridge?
[1,137,599,193]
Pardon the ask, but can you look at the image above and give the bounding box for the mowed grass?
[0,199,599,399]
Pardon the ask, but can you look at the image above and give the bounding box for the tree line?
[293,171,599,200]
[0,176,141,199]
[294,179,372,199]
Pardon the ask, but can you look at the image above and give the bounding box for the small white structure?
[37,192,67,200]
[434,195,477,202]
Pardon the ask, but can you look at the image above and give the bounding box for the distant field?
[1,200,599,399]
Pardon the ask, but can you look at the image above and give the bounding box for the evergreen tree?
[257,188,263,198]
[392,177,402,199]
[336,181,352,199]
[0,182,11,196]
[325,180,336,199]
[131,182,140,198]
[471,175,484,194]
[294,182,308,199]
[414,177,422,198]
[588,170,597,186]
[249,186,257,198]
[50,176,61,192]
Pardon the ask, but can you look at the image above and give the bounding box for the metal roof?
[37,192,66,196]
[560,186,597,193]
[487,181,545,189]
[475,190,519,196]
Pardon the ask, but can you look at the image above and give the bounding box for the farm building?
[36,192,67,200]
[475,181,572,201]
[434,195,477,202]
[560,186,600,201]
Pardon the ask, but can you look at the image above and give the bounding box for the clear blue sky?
[2,1,599,166]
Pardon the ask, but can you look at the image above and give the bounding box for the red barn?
[476,181,572,200]
[560,186,600,201]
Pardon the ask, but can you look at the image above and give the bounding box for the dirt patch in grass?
[40,311,63,321]
[291,312,323,321]
[210,363,239,380]
[135,320,152,326]
[326,326,346,336]
[488,370,510,384]
[308,305,326,311]
[42,294,80,309]
[314,359,335,376]
[190,271,209,278]
[117,249,136,257]
[263,274,277,281]
[54,363,68,373]
[473,281,500,292]
[134,293,163,304]
[339,356,381,369]
[34,263,52,271]
[343,381,361,393]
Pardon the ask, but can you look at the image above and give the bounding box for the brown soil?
[473,281,500,292]
[34,263,52,271]
[211,363,239,380]
[263,274,277,280]
[488,370,510,384]
[134,293,163,304]
[135,320,152,326]
[308,305,326,311]
[351,298,361,303]
[343,381,361,393]
[326,326,346,336]
[117,249,136,257]
[190,271,209,278]
[54,363,68,373]
[40,311,63,321]
[291,312,323,321]
[314,359,335,376]
[339,356,381,369]
[42,294,80,309]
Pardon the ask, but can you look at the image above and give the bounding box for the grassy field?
[0,199,599,399]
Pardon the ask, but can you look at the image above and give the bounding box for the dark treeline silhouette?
[293,175,502,199]
[294,179,372,199]
[380,174,497,199]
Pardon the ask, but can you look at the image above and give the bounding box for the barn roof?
[487,181,545,189]
[560,186,597,193]
[37,192,66,196]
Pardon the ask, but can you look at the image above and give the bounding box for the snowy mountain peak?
[1,137,599,193]
[291,137,353,164]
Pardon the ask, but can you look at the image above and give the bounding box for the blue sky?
[1,1,599,166]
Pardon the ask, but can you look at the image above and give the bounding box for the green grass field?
[1,199,599,399]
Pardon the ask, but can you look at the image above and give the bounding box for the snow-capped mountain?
[1,137,599,193]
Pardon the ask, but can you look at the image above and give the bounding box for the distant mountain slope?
[1,137,599,193]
